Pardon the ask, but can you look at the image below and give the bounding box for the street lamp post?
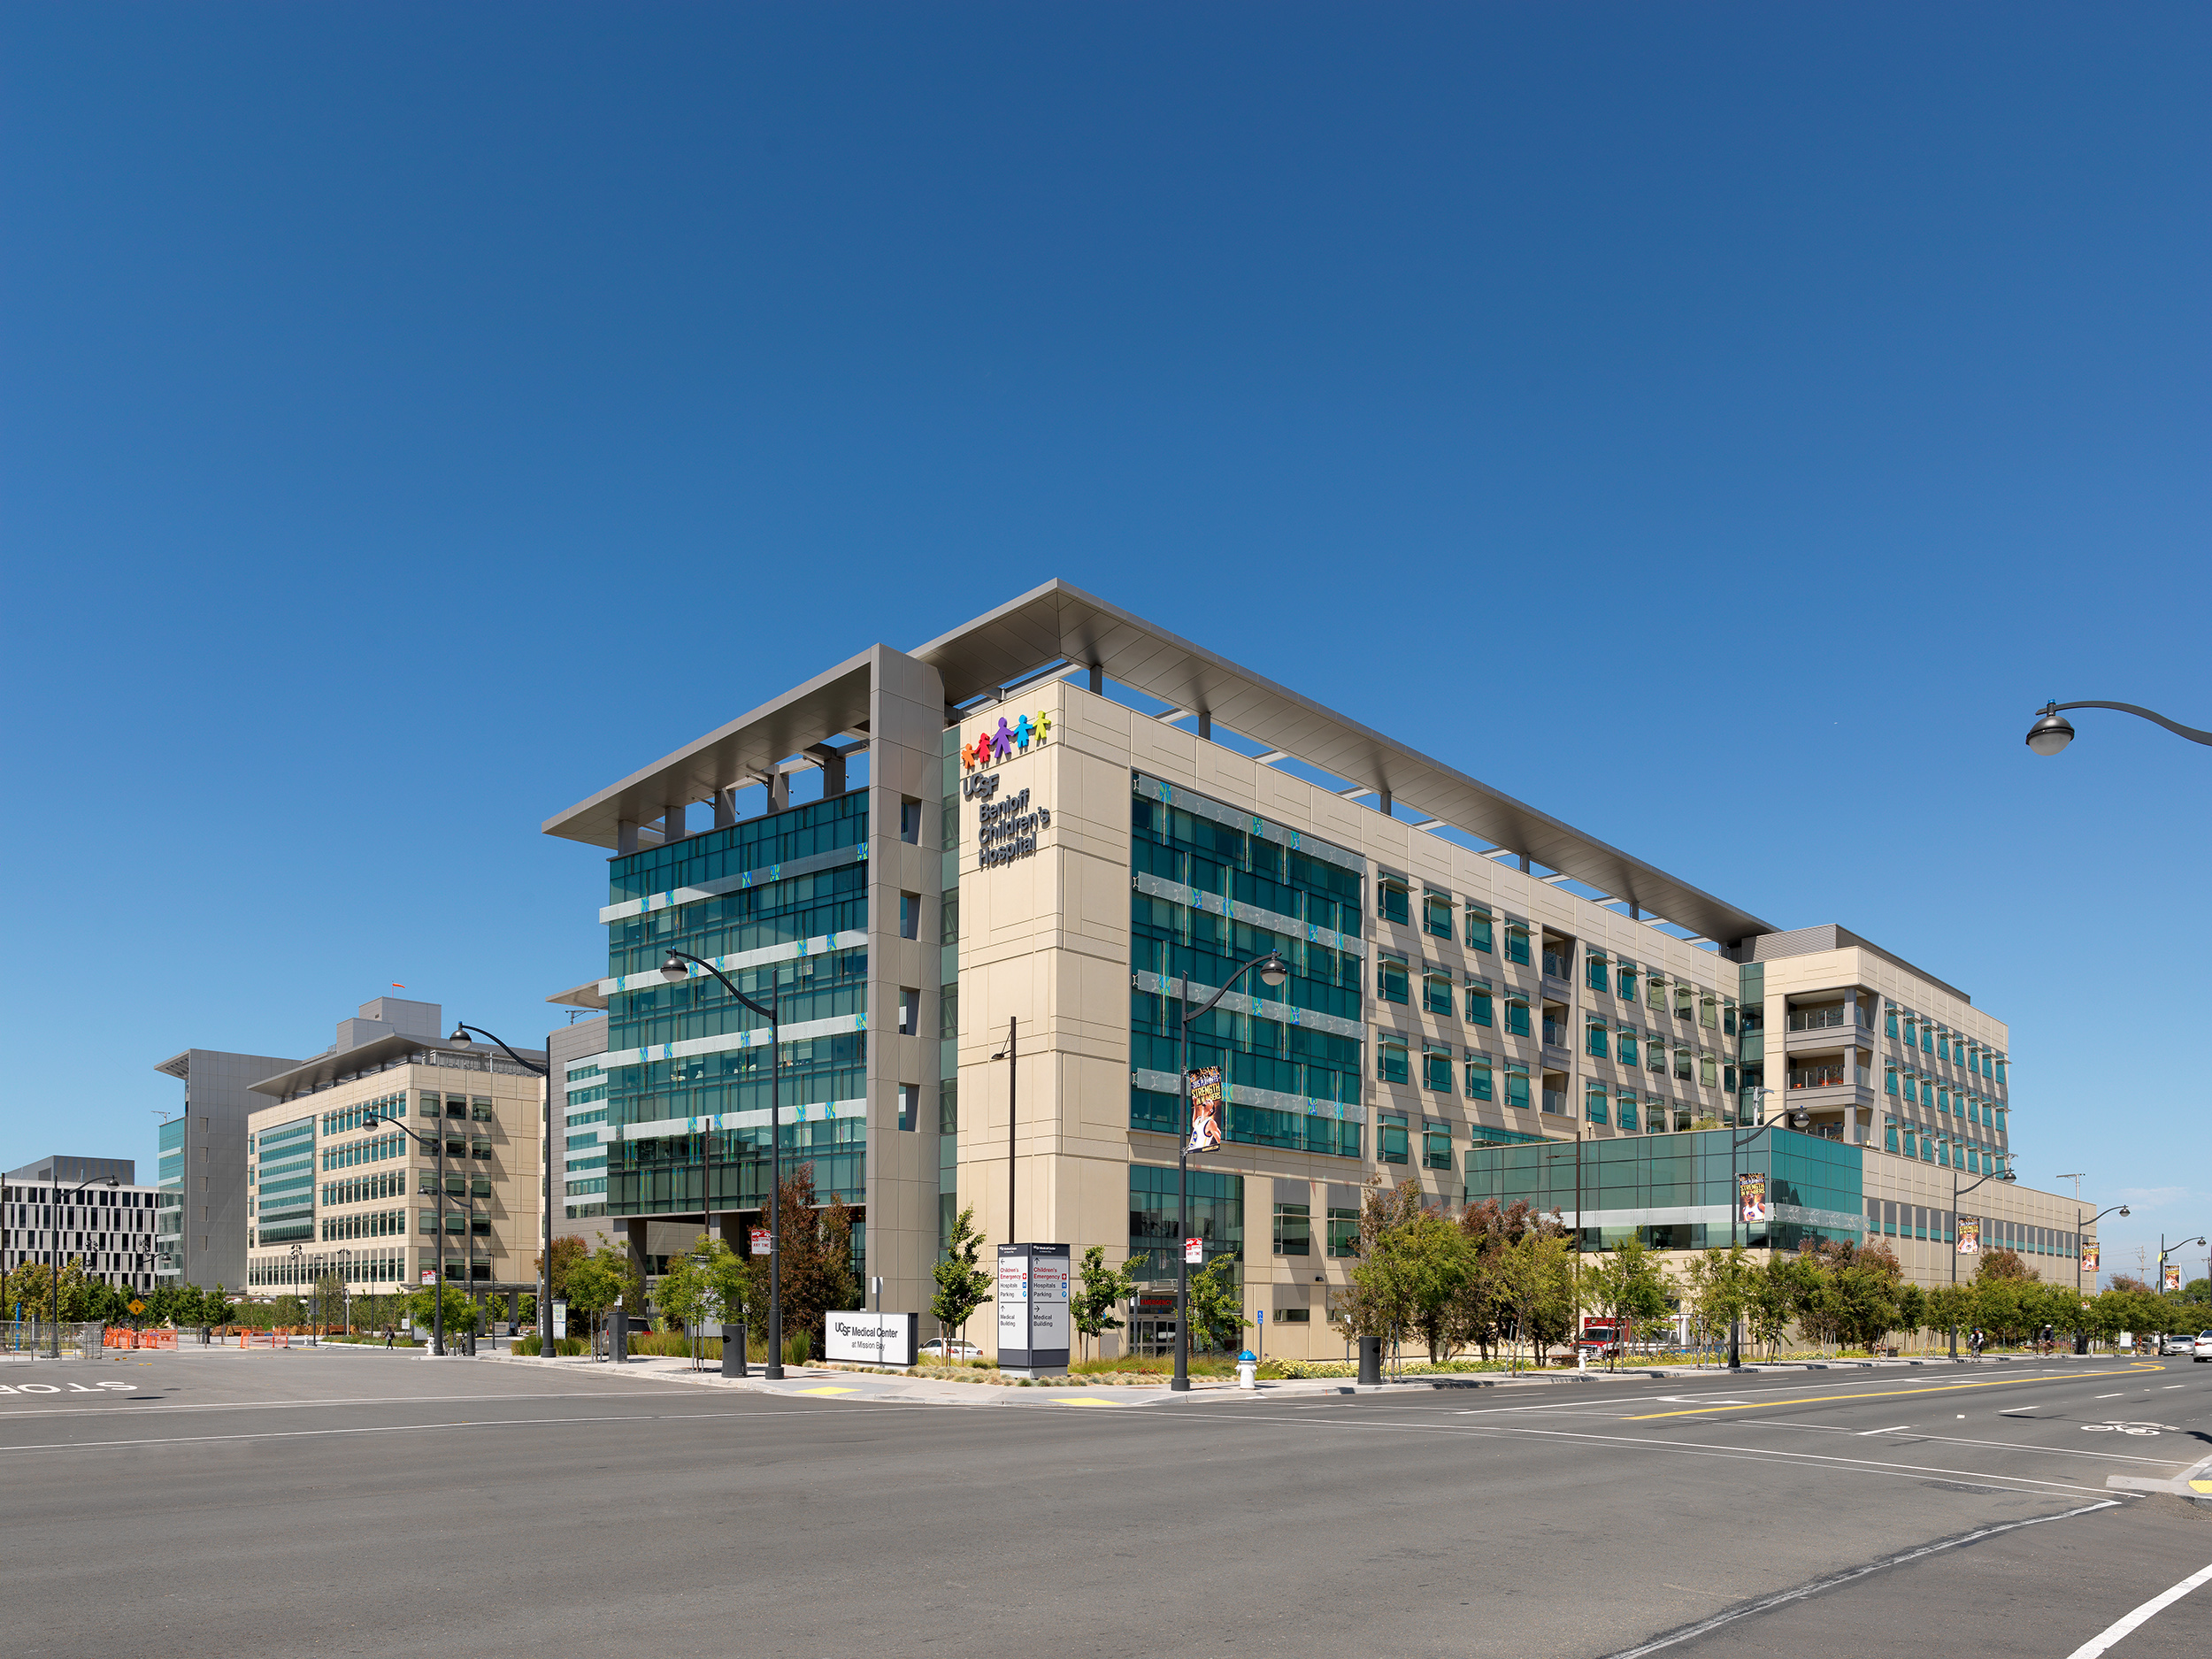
[657,952,786,1380]
[338,1247,354,1336]
[1542,1134,1587,1368]
[446,1025,551,1354]
[2024,701,2212,756]
[1949,1164,2017,1358]
[288,1243,303,1340]
[2077,1203,2129,1300]
[2156,1235,2206,1296]
[1171,949,1289,1394]
[359,1109,465,1356]
[1726,1090,1808,1368]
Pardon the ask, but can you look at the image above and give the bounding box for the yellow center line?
[1625,1363,2166,1420]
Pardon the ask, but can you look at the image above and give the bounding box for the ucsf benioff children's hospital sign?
[996,1242,1071,1371]
[962,710,1053,870]
[823,1312,918,1368]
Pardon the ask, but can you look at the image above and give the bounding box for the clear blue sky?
[4,4,2205,1279]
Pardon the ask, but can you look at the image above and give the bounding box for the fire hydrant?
[1236,1349,1257,1389]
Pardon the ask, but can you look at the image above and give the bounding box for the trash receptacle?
[610,1308,629,1364]
[1357,1335,1382,1386]
[722,1322,747,1379]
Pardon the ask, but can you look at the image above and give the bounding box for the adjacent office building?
[541,580,2103,1360]
[4,1156,164,1294]
[240,998,547,1305]
[151,1047,297,1292]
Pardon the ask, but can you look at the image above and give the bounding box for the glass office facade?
[1127,776,1367,1159]
[1463,1126,1865,1252]
[252,1116,316,1247]
[603,790,872,1217]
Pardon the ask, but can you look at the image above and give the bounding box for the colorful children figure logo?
[963,710,1052,770]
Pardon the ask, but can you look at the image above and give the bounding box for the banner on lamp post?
[2163,1263,2181,1293]
[1186,1067,1224,1154]
[2082,1242,2099,1274]
[1737,1173,1768,1225]
[1956,1217,1980,1255]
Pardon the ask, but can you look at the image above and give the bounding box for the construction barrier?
[101,1328,178,1350]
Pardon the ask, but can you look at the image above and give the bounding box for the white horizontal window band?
[617,1096,869,1141]
[1132,872,1362,956]
[600,1010,866,1071]
[599,930,870,995]
[1130,969,1365,1041]
[599,842,868,924]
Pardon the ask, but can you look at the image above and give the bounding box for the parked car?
[918,1339,982,1360]
[2193,1331,2212,1363]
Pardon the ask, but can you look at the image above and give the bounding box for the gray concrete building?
[152,1047,297,1293]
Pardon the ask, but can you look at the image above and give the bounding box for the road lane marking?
[1627,1370,2162,1421]
[1599,1501,2121,1659]
[1858,1425,1913,1436]
[2094,1394,2123,1400]
[2062,1554,2212,1658]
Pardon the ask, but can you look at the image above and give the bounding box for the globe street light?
[1170,948,1288,1394]
[2024,701,2212,756]
[448,1024,551,1355]
[658,949,787,1379]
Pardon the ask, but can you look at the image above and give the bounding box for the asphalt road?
[4,1348,2209,1657]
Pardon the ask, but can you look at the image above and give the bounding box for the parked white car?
[2193,1331,2212,1363]
[918,1339,982,1360]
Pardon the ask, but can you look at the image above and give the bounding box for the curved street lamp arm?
[2048,702,2212,747]
[1177,949,1288,1030]
[451,1023,549,1078]
[664,949,774,1023]
[2085,1203,2130,1225]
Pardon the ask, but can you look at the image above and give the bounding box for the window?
[1616,1025,1639,1067]
[1646,1035,1666,1073]
[900,796,923,843]
[1937,1033,1950,1062]
[1673,983,1694,1020]
[1272,1202,1311,1256]
[1424,972,1454,1016]
[1994,1059,2006,1084]
[939,984,959,1039]
[1504,1063,1531,1110]
[1274,1307,1311,1324]
[1885,1118,1900,1154]
[1378,1037,1409,1085]
[1379,955,1409,1004]
[1379,878,1410,926]
[1647,974,1666,1012]
[1326,1208,1360,1257]
[1901,1017,1916,1047]
[898,892,920,940]
[1465,904,1494,954]
[1994,1108,2006,1133]
[1466,980,1494,1026]
[1617,961,1637,1002]
[1886,1067,1899,1096]
[470,1140,492,1160]
[1723,1002,1738,1037]
[897,987,920,1036]
[1585,1081,1609,1126]
[1700,995,1717,1030]
[1921,1025,1933,1054]
[1464,1054,1493,1101]
[897,1083,918,1132]
[1586,950,1609,995]
[1379,1112,1409,1164]
[1503,923,1530,966]
[1698,1052,1717,1088]
[1723,1064,1737,1093]
[1422,1120,1453,1170]
[1585,1018,1608,1060]
[1886,1006,1899,1039]
[1424,892,1454,938]
[1617,1089,1639,1133]
[1673,1046,1692,1081]
[1423,1045,1454,1091]
[1503,995,1531,1038]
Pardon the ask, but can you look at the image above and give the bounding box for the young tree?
[1586,1238,1671,1371]
[1185,1253,1251,1356]
[564,1244,637,1350]
[1328,1177,1433,1371]
[931,1204,992,1355]
[766,1164,859,1354]
[405,1282,482,1338]
[1494,1232,1575,1372]
[1895,1283,1929,1349]
[653,1236,731,1364]
[535,1235,591,1304]
[1072,1246,1140,1363]
[1747,1256,1800,1357]
[1977,1247,2032,1284]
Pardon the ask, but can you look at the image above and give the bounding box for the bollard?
[722,1322,747,1379]
[610,1307,629,1364]
[1356,1335,1382,1386]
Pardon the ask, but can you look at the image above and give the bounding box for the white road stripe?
[1599,1502,2121,1659]
[2062,1556,2212,1658]
[1858,1425,1913,1436]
